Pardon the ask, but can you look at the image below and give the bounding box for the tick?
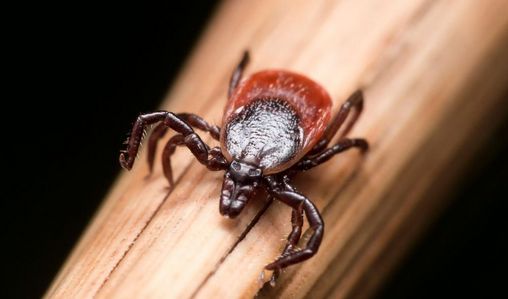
[119,51,368,274]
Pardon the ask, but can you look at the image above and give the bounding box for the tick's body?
[222,70,332,174]
[119,52,368,278]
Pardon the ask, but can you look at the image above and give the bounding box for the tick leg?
[310,90,364,154]
[161,134,224,186]
[146,113,221,175]
[177,113,221,139]
[228,51,250,98]
[283,207,304,253]
[266,186,324,270]
[147,123,169,174]
[270,207,304,284]
[296,138,368,171]
[120,112,228,175]
[278,177,304,255]
[161,134,185,185]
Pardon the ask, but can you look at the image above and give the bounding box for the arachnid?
[119,51,368,273]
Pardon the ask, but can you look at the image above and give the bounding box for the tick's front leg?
[160,133,224,187]
[269,206,304,285]
[266,182,324,270]
[146,113,221,174]
[119,112,227,174]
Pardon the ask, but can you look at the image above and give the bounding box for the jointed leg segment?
[161,134,185,185]
[159,134,226,186]
[282,208,304,255]
[146,113,221,173]
[299,90,368,172]
[265,178,324,270]
[279,177,304,255]
[310,90,365,154]
[120,112,227,185]
[296,138,368,171]
[269,206,304,284]
[228,51,250,98]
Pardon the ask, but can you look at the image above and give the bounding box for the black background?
[4,2,507,298]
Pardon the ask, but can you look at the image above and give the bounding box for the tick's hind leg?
[145,113,221,175]
[310,90,364,154]
[228,51,250,98]
[296,138,368,171]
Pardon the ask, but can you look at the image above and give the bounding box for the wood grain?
[45,0,508,298]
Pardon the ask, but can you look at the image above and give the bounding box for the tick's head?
[220,160,262,218]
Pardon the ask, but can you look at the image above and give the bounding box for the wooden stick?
[46,0,508,298]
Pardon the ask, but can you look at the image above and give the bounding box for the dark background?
[4,2,506,298]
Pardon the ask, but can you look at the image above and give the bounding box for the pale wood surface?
[46,0,508,298]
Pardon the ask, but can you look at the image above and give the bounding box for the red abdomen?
[220,70,332,174]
